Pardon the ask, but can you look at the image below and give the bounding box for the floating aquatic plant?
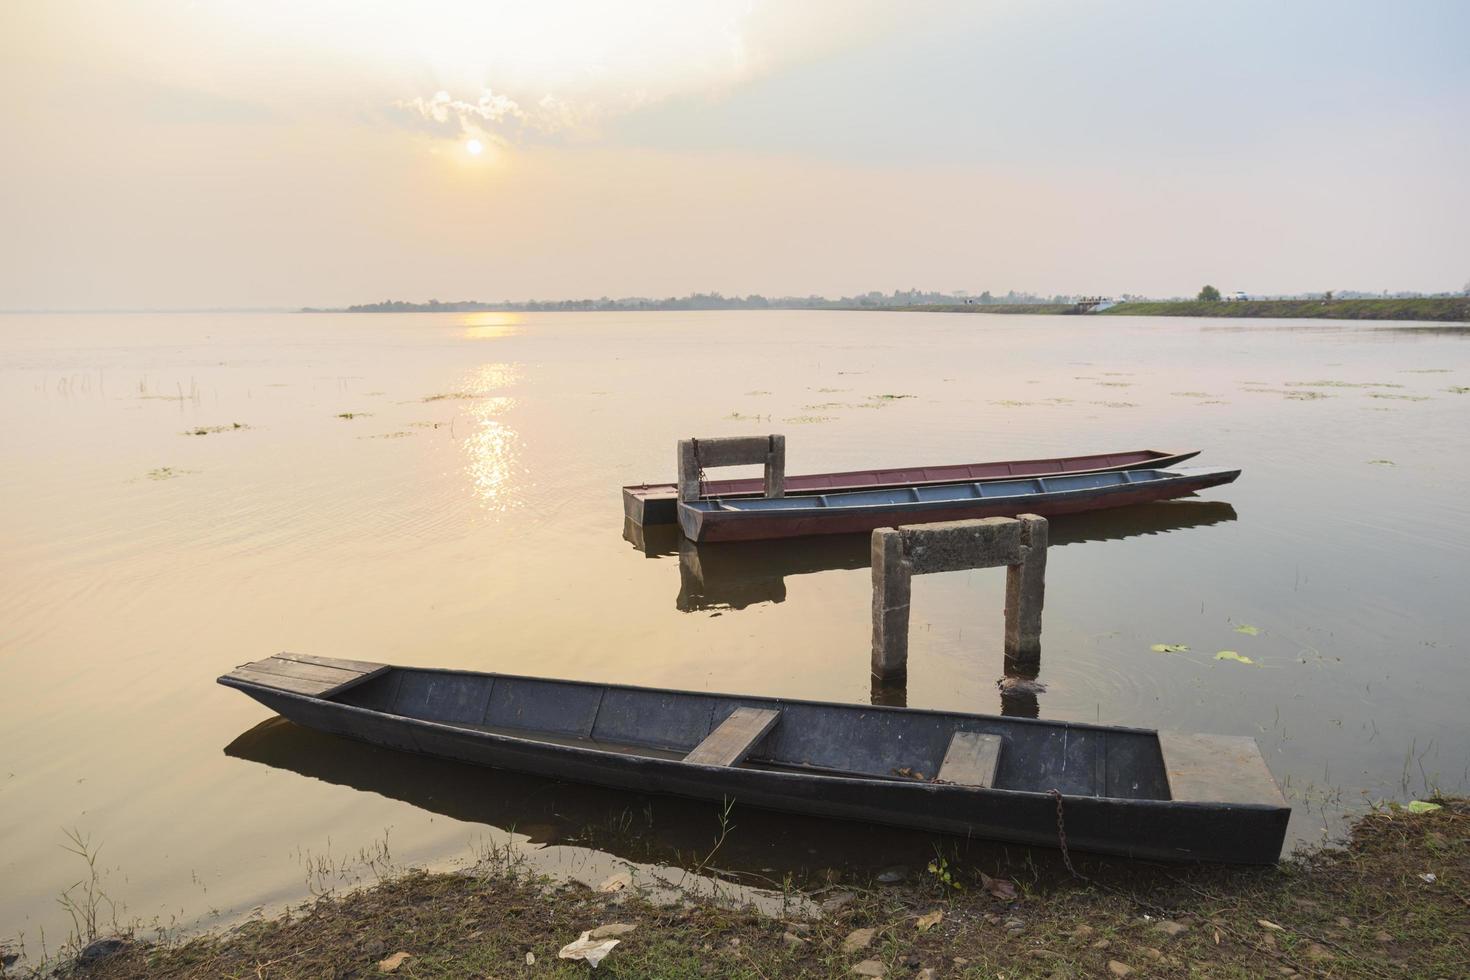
[182,423,247,436]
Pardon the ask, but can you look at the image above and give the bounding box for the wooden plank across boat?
[678,465,1240,542]
[624,449,1199,526]
[220,654,1289,864]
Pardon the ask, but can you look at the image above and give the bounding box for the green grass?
[56,799,1469,979]
[854,297,1470,322]
[1101,297,1470,322]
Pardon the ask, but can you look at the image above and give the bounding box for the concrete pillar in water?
[1004,514,1047,663]
[870,528,912,681]
[869,514,1048,683]
[676,434,785,502]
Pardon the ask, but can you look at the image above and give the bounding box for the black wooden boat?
[625,448,1200,525]
[678,465,1241,542]
[219,654,1289,864]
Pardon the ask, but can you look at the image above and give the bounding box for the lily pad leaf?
[1150,643,1190,653]
[1214,651,1255,664]
[1233,625,1261,636]
[1406,800,1443,814]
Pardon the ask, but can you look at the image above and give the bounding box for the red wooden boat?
[678,465,1241,542]
[624,448,1198,525]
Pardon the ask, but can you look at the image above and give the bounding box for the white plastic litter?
[558,931,620,967]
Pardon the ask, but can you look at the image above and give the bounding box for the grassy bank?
[858,297,1470,322]
[1100,298,1470,322]
[38,798,1466,979]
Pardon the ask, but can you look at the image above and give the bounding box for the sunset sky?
[2,0,1467,309]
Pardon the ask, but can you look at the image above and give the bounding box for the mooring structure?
[871,514,1048,682]
[676,434,785,503]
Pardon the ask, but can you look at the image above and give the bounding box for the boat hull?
[220,667,1286,865]
[625,449,1199,525]
[679,468,1240,542]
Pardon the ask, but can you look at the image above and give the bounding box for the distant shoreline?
[858,297,1470,322]
[315,296,1469,322]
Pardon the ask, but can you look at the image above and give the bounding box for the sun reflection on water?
[459,362,522,511]
[460,312,523,341]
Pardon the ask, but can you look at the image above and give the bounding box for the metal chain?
[690,437,709,498]
[1049,788,1089,882]
[1049,789,1195,921]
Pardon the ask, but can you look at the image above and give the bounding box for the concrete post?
[1004,514,1047,663]
[870,528,912,681]
[870,514,1047,684]
[676,439,700,503]
[676,434,785,502]
[763,434,786,498]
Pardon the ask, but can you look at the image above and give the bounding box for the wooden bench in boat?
[684,707,781,767]
[1158,732,1286,806]
[222,654,389,699]
[936,731,1002,787]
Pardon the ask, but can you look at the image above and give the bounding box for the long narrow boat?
[624,449,1199,525]
[219,654,1289,864]
[678,465,1240,542]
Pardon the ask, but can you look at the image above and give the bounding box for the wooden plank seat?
[1157,732,1286,806]
[684,707,781,767]
[936,731,1003,787]
[223,653,389,699]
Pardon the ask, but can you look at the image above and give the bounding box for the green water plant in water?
[1150,643,1190,653]
[183,423,247,436]
[1233,624,1261,635]
[1215,650,1255,664]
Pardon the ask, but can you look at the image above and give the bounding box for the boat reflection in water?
[225,717,1059,886]
[626,500,1237,716]
[626,501,1237,614]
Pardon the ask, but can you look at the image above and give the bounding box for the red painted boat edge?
[624,449,1200,525]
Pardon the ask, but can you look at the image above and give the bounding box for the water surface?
[2,311,1467,947]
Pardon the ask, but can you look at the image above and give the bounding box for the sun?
[465,139,484,156]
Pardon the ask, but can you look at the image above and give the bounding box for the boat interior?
[684,466,1229,513]
[324,666,1171,800]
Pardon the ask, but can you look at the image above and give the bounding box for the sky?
[1,0,1467,309]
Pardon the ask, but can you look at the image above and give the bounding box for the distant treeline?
[312,289,1076,314]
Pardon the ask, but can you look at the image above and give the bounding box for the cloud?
[380,1,911,150]
[392,87,600,147]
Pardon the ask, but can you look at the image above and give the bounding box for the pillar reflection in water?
[997,652,1045,719]
[622,502,1240,719]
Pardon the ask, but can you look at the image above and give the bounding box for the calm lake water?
[2,311,1468,948]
